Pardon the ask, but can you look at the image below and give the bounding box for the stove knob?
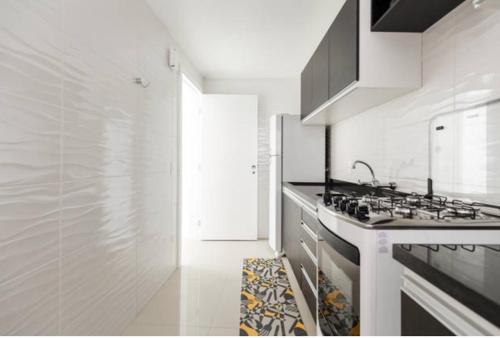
[333,196,344,209]
[356,204,370,220]
[347,201,358,215]
[340,198,349,212]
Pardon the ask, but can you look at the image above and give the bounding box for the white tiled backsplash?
[0,0,186,335]
[330,1,500,203]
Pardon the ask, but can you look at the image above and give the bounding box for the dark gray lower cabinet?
[282,193,302,280]
[300,267,317,319]
[282,193,318,323]
[401,292,454,336]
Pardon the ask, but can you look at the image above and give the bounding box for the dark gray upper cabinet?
[328,0,359,100]
[301,0,359,121]
[300,59,313,121]
[311,35,329,111]
[371,0,465,32]
[300,0,421,124]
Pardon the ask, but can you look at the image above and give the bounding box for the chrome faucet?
[352,160,379,187]
[351,160,397,190]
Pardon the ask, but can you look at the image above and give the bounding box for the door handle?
[251,165,257,174]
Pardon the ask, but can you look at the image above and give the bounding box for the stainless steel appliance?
[318,181,500,335]
[268,114,325,255]
[324,190,500,229]
[318,220,360,336]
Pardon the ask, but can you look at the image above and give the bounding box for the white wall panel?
[60,177,137,335]
[0,1,62,335]
[0,184,60,335]
[0,184,60,285]
[0,0,63,187]
[0,0,195,334]
[0,261,59,335]
[62,0,139,180]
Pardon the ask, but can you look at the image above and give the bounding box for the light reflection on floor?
[123,239,319,336]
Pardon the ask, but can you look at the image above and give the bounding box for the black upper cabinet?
[300,59,313,121]
[312,35,329,111]
[301,0,359,120]
[329,0,359,100]
[371,0,465,32]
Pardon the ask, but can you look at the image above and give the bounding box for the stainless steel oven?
[318,221,360,336]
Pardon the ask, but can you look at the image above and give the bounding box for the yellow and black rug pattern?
[318,270,360,336]
[240,258,307,336]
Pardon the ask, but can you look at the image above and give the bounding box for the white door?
[201,95,258,240]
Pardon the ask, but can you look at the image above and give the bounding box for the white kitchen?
[1,0,500,337]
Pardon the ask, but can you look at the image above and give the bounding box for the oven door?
[318,221,360,336]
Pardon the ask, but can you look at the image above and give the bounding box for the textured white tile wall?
[0,0,195,334]
[330,1,500,202]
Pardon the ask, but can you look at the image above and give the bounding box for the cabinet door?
[300,267,318,323]
[312,35,329,111]
[282,193,302,280]
[300,59,313,120]
[401,292,454,336]
[329,0,359,99]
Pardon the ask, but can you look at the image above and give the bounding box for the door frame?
[177,73,203,266]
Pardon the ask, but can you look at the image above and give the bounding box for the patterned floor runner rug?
[239,258,308,336]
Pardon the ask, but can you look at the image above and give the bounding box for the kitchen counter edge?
[282,182,323,216]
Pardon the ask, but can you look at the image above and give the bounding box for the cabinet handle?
[300,264,318,297]
[300,240,318,266]
[301,221,318,242]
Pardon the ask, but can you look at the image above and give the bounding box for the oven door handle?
[319,220,360,266]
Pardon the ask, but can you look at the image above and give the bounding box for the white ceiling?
[147,0,345,79]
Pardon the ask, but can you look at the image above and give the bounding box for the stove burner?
[406,194,422,206]
[445,203,478,219]
[394,206,415,218]
[326,189,500,223]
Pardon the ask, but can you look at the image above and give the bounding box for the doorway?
[180,76,259,252]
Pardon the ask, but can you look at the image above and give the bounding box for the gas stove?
[318,184,500,336]
[324,191,500,228]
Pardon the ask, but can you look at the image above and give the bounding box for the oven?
[318,221,360,336]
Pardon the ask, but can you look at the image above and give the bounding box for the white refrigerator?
[268,114,325,255]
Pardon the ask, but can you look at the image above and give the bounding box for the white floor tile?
[123,239,277,336]
[208,326,239,336]
[123,323,210,336]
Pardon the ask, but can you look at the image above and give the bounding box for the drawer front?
[300,265,318,323]
[402,291,454,336]
[299,240,317,290]
[299,221,318,258]
[301,208,321,233]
